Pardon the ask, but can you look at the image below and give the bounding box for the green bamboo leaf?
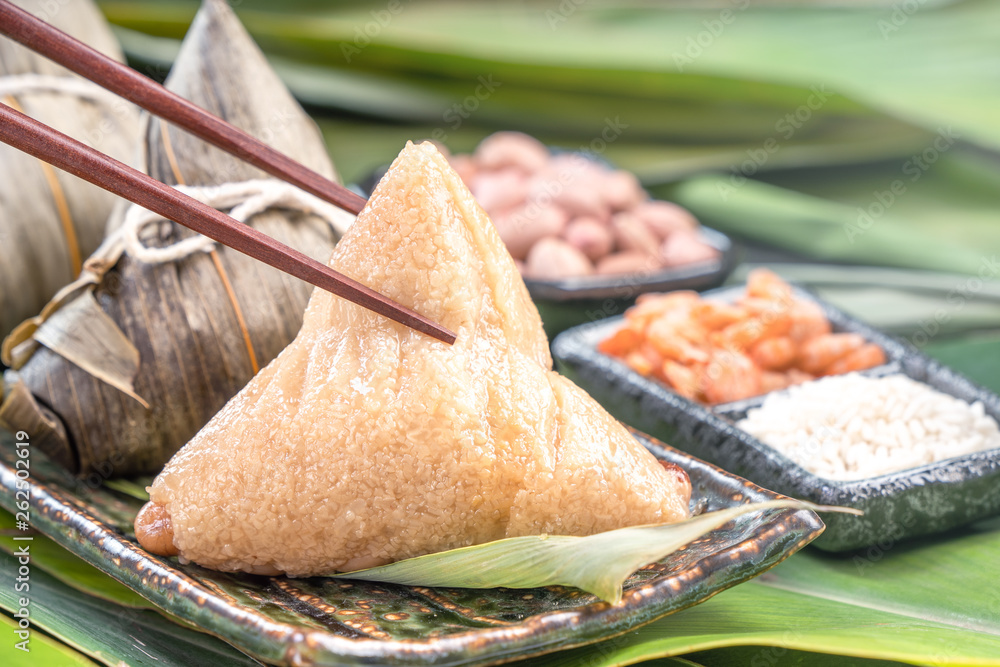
[924,334,1000,396]
[518,517,1000,667]
[757,149,1000,254]
[0,508,152,609]
[309,115,931,186]
[664,146,1000,277]
[102,477,152,502]
[0,612,99,667]
[0,550,262,667]
[342,500,856,603]
[686,647,910,667]
[100,0,1000,152]
[666,174,987,275]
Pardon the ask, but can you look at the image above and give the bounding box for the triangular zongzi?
[135,142,691,576]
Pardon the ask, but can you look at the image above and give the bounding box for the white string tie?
[119,179,356,264]
[0,73,126,109]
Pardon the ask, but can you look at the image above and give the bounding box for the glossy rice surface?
[148,142,691,576]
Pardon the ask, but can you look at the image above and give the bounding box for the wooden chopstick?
[0,0,368,215]
[0,102,457,345]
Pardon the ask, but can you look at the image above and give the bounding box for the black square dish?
[552,285,1000,552]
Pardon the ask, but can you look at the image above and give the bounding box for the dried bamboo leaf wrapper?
[2,0,345,476]
[0,0,140,338]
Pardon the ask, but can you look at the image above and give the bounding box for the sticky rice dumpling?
[135,142,691,576]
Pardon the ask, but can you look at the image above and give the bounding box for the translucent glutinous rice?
[736,373,1000,480]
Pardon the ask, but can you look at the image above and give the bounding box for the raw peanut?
[474,131,550,174]
[525,238,594,280]
[470,169,528,212]
[612,212,660,255]
[563,217,614,261]
[635,200,699,238]
[659,231,720,266]
[530,182,610,220]
[531,156,611,219]
[595,251,662,276]
[449,154,478,184]
[603,170,646,211]
[493,205,568,260]
[134,502,178,557]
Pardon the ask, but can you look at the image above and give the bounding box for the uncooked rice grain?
[736,373,1000,480]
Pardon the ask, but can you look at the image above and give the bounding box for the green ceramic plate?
[0,428,822,666]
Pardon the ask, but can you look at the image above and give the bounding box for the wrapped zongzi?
[0,0,140,339]
[0,0,352,477]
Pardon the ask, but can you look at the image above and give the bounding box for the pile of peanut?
[447,132,719,280]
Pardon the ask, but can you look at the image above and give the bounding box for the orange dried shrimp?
[597,269,887,405]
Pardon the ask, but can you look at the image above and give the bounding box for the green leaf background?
[2,0,998,664]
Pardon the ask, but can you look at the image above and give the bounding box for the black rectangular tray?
[552,285,1000,551]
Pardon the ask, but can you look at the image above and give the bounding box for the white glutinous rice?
[736,373,1000,480]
